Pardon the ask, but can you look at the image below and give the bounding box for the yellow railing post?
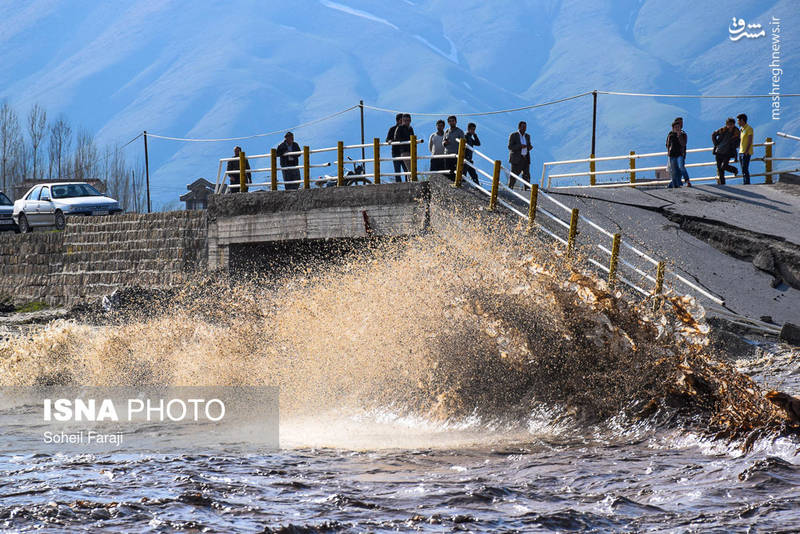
[589,153,596,186]
[270,148,278,191]
[337,141,344,186]
[527,184,539,231]
[567,208,579,256]
[765,137,773,184]
[409,134,418,182]
[608,233,621,286]
[373,138,381,184]
[303,146,310,189]
[489,160,501,210]
[629,151,636,183]
[239,151,248,193]
[654,261,665,295]
[454,137,466,188]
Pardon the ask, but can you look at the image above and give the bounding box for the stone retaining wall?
[0,211,207,308]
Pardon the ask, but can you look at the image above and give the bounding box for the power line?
[361,92,594,117]
[597,90,800,98]
[145,105,360,142]
[120,132,143,149]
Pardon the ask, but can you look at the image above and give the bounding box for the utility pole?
[143,130,151,213]
[359,100,366,161]
[591,90,597,156]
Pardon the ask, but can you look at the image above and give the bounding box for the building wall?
[0,211,207,308]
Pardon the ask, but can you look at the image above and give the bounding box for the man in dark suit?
[226,145,251,190]
[386,113,404,182]
[276,132,301,190]
[508,121,532,189]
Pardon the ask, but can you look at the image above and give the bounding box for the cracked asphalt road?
[513,182,800,330]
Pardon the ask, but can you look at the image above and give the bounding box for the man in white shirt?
[428,119,446,173]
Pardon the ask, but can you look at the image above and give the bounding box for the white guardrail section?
[214,139,441,193]
[541,141,800,189]
[467,147,782,335]
[777,132,800,142]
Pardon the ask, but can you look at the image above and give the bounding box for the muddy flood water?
[2,227,799,532]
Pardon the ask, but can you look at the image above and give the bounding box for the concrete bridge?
[206,182,429,270]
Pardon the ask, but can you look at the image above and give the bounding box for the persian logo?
[729,17,766,41]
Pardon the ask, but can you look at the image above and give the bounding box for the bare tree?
[10,142,29,186]
[102,144,130,209]
[48,116,72,179]
[72,128,99,180]
[27,104,47,180]
[130,161,147,213]
[101,148,146,213]
[0,101,22,192]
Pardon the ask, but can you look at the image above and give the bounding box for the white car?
[0,191,16,232]
[13,182,122,233]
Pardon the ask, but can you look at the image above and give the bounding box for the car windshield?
[51,184,103,199]
[0,193,11,206]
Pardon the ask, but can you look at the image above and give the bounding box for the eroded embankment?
[663,213,800,290]
[0,209,797,446]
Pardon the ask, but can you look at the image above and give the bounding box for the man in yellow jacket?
[737,113,754,185]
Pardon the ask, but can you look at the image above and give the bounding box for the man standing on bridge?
[392,114,414,182]
[226,146,251,190]
[711,118,739,185]
[463,122,481,184]
[673,117,690,186]
[666,120,685,188]
[508,121,532,190]
[443,115,464,180]
[737,113,754,185]
[386,113,404,181]
[428,119,446,173]
[276,132,301,190]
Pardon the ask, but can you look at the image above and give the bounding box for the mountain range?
[1,0,797,207]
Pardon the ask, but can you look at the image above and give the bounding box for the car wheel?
[18,214,30,233]
[54,210,66,230]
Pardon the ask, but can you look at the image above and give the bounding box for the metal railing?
[541,138,800,189]
[214,137,457,194]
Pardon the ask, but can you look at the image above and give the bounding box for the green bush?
[15,301,49,313]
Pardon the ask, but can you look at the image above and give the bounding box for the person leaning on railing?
[226,145,252,188]
[711,118,739,185]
